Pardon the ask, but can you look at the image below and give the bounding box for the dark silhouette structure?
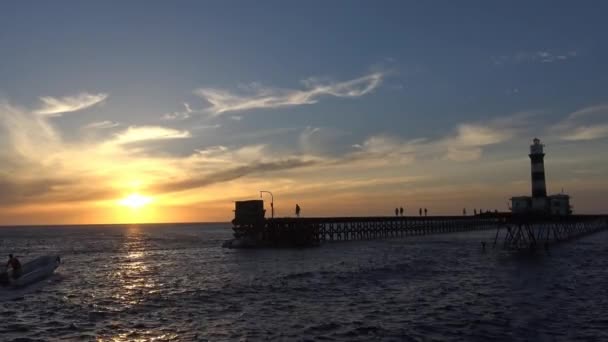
[295,204,301,218]
[228,201,608,249]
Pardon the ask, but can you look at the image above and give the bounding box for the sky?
[1,1,607,225]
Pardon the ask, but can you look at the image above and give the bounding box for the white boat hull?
[1,255,61,288]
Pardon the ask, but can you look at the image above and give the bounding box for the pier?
[493,214,608,250]
[266,216,502,244]
[226,212,608,249]
[224,138,608,250]
[238,215,504,247]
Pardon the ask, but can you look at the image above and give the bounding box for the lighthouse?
[511,138,571,215]
[529,138,547,198]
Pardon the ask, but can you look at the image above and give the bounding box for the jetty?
[223,138,608,250]
[226,211,501,248]
[223,204,607,250]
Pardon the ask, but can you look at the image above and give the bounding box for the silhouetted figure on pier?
[424,208,427,216]
[400,207,404,216]
[463,208,467,216]
[395,208,399,216]
[295,204,301,217]
[419,208,422,216]
[474,209,477,215]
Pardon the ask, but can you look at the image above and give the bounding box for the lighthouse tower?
[529,138,548,211]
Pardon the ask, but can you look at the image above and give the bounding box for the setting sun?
[119,193,152,209]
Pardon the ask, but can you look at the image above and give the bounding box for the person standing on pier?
[463,208,467,216]
[424,208,427,216]
[395,208,399,216]
[295,204,301,217]
[419,208,422,216]
[400,207,404,216]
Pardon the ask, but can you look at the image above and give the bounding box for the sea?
[1,223,607,341]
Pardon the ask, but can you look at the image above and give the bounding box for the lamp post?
[260,190,274,218]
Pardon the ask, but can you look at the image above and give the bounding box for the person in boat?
[7,254,22,279]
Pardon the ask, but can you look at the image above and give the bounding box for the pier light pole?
[260,191,274,218]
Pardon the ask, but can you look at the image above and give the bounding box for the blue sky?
[1,1,607,223]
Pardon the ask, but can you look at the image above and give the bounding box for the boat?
[0,255,61,288]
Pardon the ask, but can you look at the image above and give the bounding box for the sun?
[119,193,152,209]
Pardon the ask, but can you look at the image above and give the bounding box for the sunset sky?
[1,1,607,225]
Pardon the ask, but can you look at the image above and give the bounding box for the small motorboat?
[0,255,61,288]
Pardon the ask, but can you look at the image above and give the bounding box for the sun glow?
[119,193,152,209]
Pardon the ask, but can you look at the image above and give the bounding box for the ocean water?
[1,223,607,341]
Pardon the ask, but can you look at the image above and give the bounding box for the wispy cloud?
[194,72,384,116]
[35,92,108,116]
[551,104,608,141]
[84,120,119,129]
[493,50,578,65]
[562,125,608,141]
[443,123,514,161]
[348,113,529,163]
[111,126,191,145]
[154,158,319,194]
[162,102,194,120]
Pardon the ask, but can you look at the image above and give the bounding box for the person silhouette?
[395,208,399,216]
[295,204,301,217]
[419,208,422,216]
[474,209,477,215]
[463,208,466,216]
[424,208,427,216]
[400,207,404,216]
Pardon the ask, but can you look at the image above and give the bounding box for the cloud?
[0,176,70,205]
[567,104,608,120]
[493,50,578,65]
[35,92,108,116]
[194,72,384,115]
[0,101,60,159]
[551,104,608,141]
[154,158,319,194]
[111,126,191,145]
[162,102,194,120]
[0,175,116,206]
[561,125,608,141]
[346,113,527,164]
[192,124,221,130]
[440,113,532,161]
[442,123,514,161]
[337,135,422,168]
[298,126,349,154]
[443,129,510,161]
[84,120,119,129]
